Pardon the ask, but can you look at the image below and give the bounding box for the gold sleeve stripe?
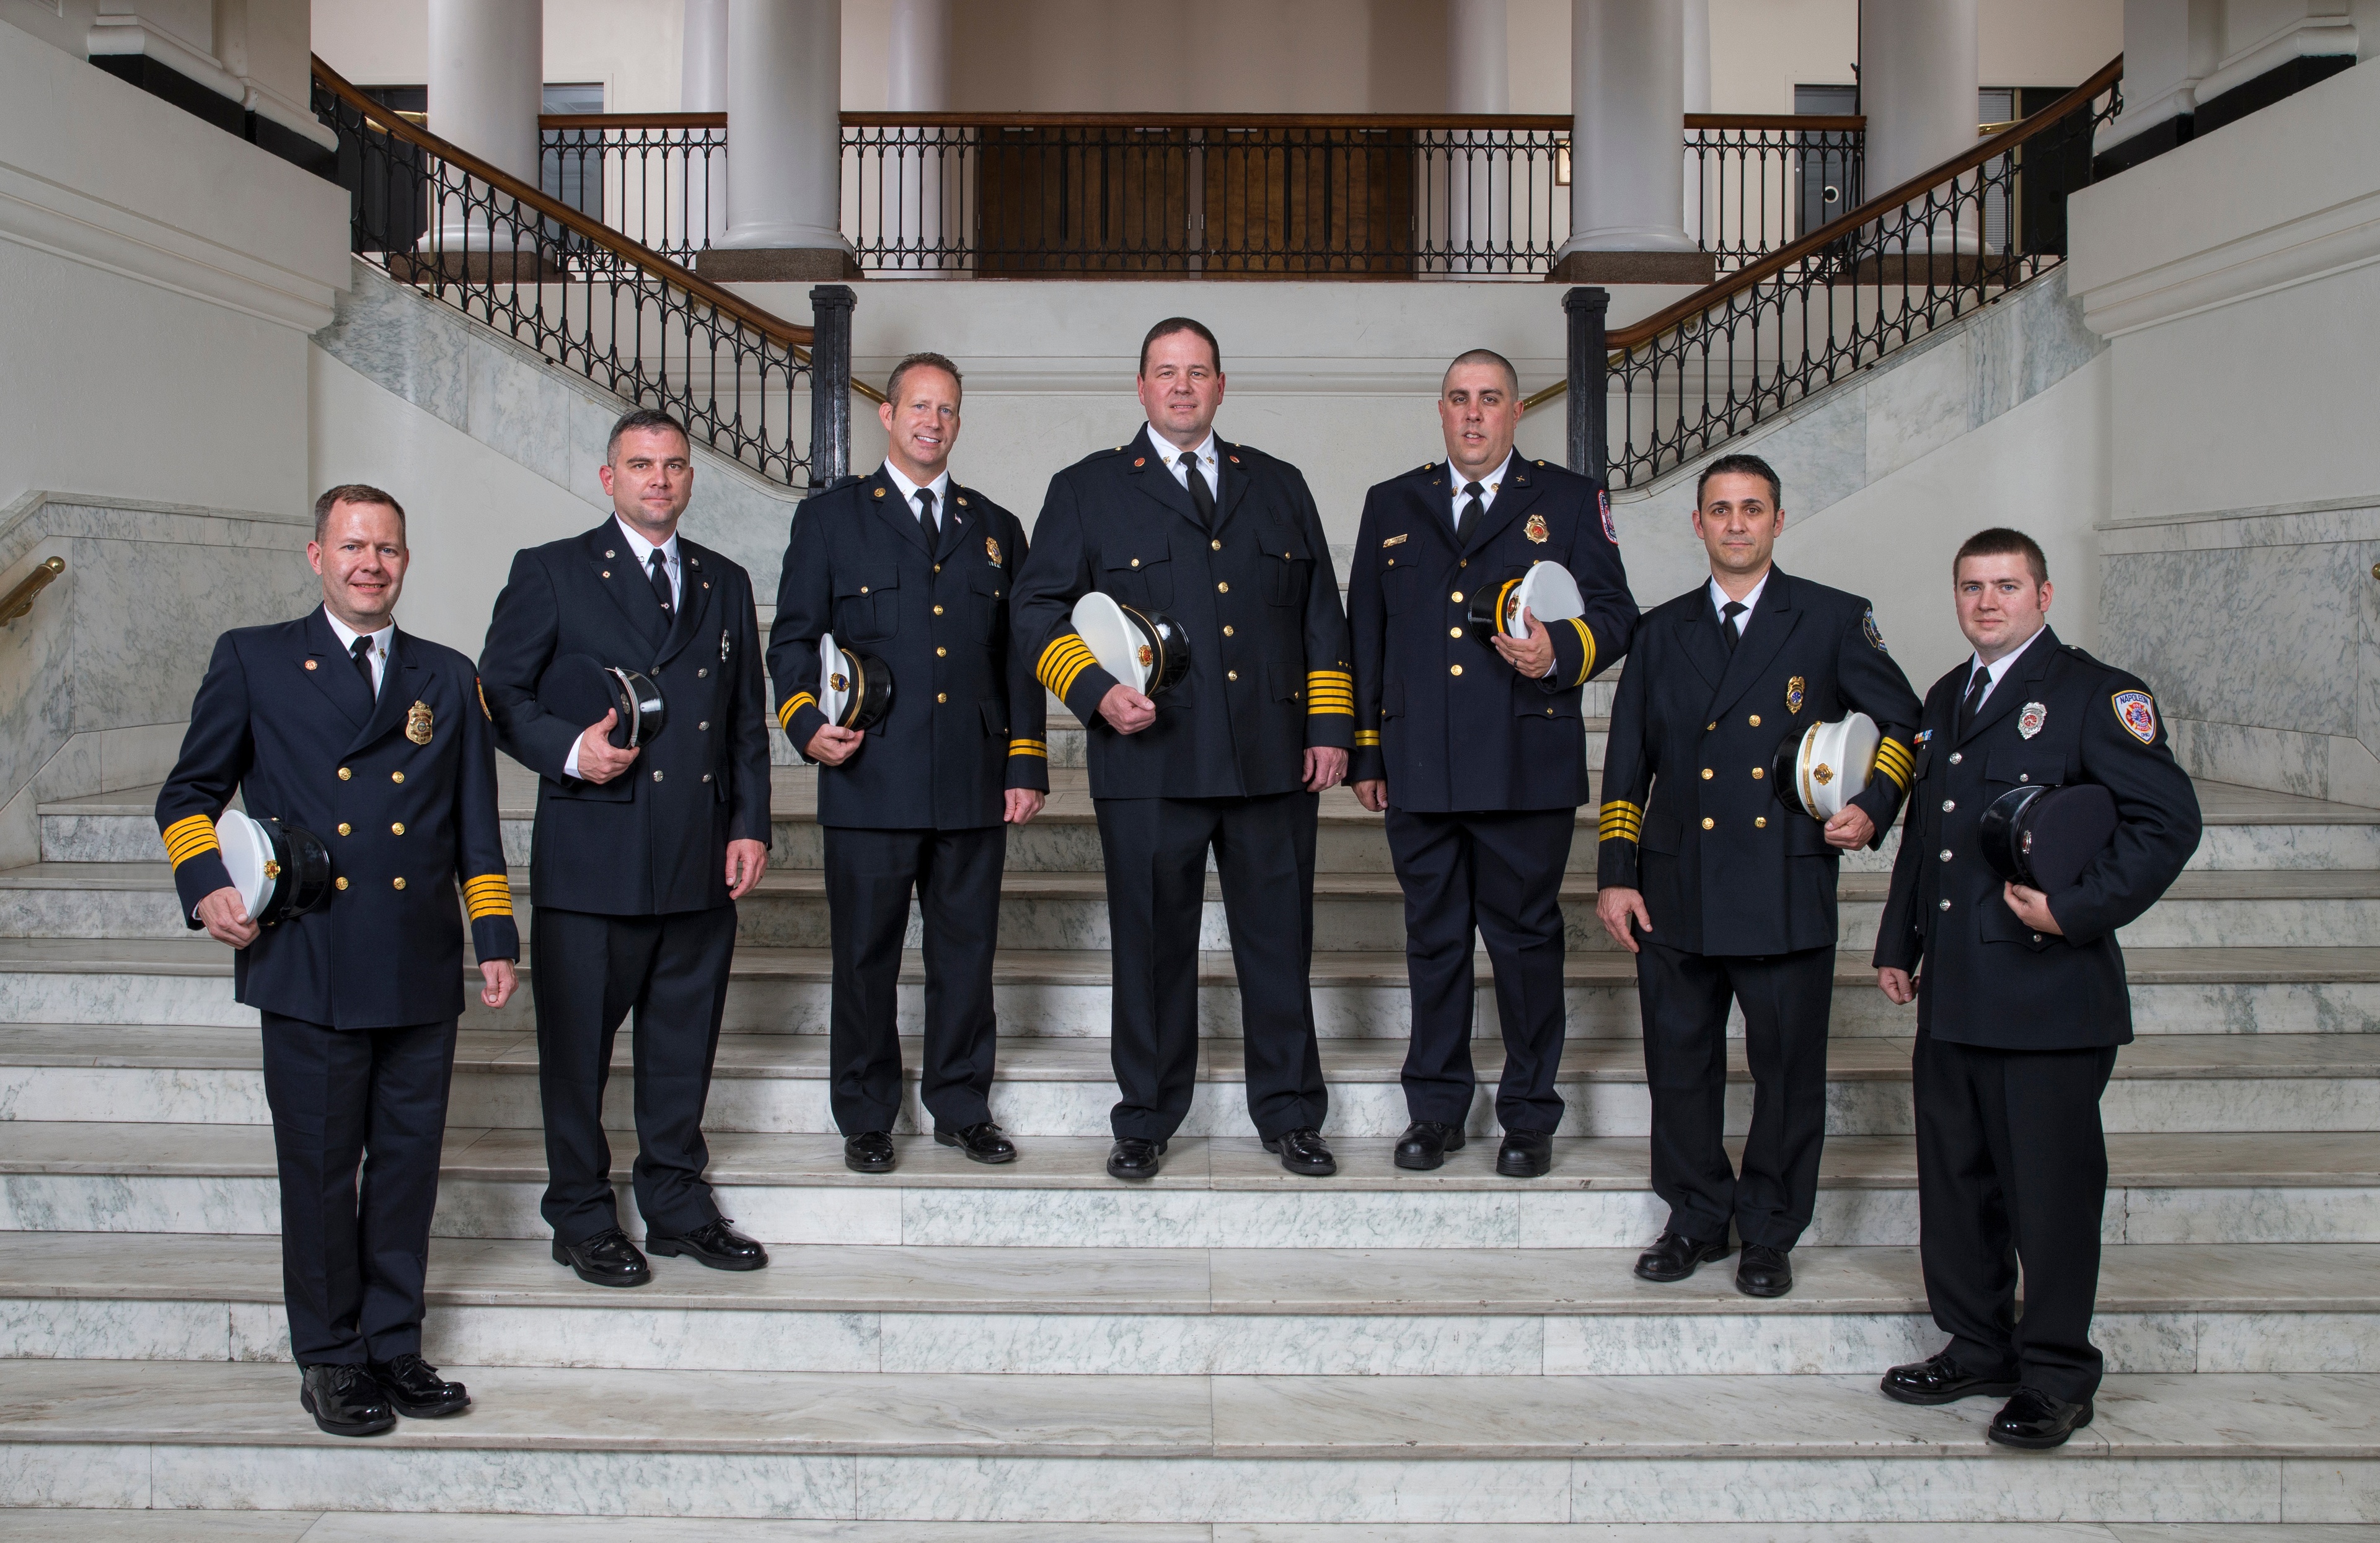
[1874,737,1913,789]
[1567,618,1597,687]
[1008,739,1049,758]
[1307,701,1355,717]
[777,691,818,729]
[462,874,514,920]
[1597,799,1643,842]
[1037,634,1102,699]
[1354,729,1381,747]
[1306,669,1354,688]
[162,815,220,868]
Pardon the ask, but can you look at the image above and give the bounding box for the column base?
[698,247,863,283]
[1549,250,1716,285]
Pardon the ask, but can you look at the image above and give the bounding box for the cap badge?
[986,536,1002,566]
[1136,643,1153,668]
[831,672,849,693]
[1524,514,1549,544]
[405,701,434,745]
[2113,689,2157,744]
[1813,763,1835,786]
[2019,701,2048,740]
[1786,676,1805,714]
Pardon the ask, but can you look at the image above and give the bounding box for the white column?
[1445,0,1509,274]
[679,0,731,251]
[1558,0,1702,277]
[713,0,850,262]
[1681,0,1711,246]
[426,0,542,250]
[885,0,953,270]
[1858,0,1978,251]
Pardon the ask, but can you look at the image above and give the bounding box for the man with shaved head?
[1346,348,1634,1177]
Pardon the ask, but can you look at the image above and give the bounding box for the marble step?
[33,775,2380,876]
[0,1522,2360,1543]
[7,1358,2380,1526]
[6,939,2378,1040]
[4,1122,2374,1249]
[11,861,2380,954]
[7,1233,2380,1380]
[6,1026,2374,1140]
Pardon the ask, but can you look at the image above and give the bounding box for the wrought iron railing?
[1556,57,2120,489]
[1683,114,1865,272]
[540,112,727,266]
[312,58,863,490]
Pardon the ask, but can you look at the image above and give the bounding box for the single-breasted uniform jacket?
[766,468,1047,829]
[156,608,518,1029]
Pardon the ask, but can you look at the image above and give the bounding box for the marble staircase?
[6,754,2380,1532]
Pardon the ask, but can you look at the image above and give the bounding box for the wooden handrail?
[0,556,64,628]
[1607,54,2119,352]
[312,57,818,351]
[551,108,1872,134]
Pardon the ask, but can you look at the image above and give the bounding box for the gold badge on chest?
[986,536,1002,566]
[1786,676,1805,714]
[406,700,434,745]
[1523,514,1549,544]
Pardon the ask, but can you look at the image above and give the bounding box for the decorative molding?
[2197,19,2360,108]
[2074,178,2380,338]
[2098,491,2380,535]
[85,18,244,103]
[0,159,339,332]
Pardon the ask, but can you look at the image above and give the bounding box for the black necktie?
[1721,600,1747,653]
[350,635,377,698]
[647,549,674,621]
[1180,452,1215,527]
[915,487,937,540]
[1959,666,1993,737]
[1458,481,1485,533]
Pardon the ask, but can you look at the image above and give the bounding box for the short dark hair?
[885,351,963,406]
[1139,317,1222,376]
[312,483,405,542]
[606,407,691,463]
[1955,527,2049,586]
[1696,452,1781,509]
[1443,348,1520,398]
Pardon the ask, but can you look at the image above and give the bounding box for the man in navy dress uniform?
[1346,349,1634,1177]
[769,351,1047,1175]
[480,408,774,1288]
[157,485,517,1436]
[1875,527,2200,1449]
[1596,453,1921,1298]
[1011,317,1352,1181]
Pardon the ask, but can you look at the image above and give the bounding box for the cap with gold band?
[214,809,333,924]
[1072,592,1189,697]
[1773,712,1882,820]
[819,630,894,732]
[1467,560,1585,644]
[538,654,667,748]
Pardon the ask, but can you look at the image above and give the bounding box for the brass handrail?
[1,556,64,627]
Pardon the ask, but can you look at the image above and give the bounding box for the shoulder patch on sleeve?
[1862,605,1890,654]
[1599,487,1618,545]
[2113,689,2159,744]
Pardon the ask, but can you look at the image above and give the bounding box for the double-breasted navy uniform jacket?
[156,608,518,1029]
[1874,627,2202,1048]
[478,521,772,914]
[766,468,1048,829]
[1598,569,1923,956]
[1346,457,1634,811]
[1012,426,1352,796]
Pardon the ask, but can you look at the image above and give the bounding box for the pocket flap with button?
[1381,679,1406,719]
[1103,547,1166,574]
[1258,522,1311,563]
[980,701,1008,739]
[1985,749,2063,788]
[1267,661,1304,701]
[834,568,897,599]
[969,566,1005,599]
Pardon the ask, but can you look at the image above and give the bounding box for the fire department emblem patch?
[1862,606,1889,653]
[1599,488,1618,545]
[2113,689,2158,744]
[1524,513,1549,544]
[2018,701,2048,739]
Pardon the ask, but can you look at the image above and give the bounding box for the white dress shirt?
[1152,429,1221,499]
[1448,451,1515,531]
[322,607,394,695]
[564,514,685,778]
[1708,569,1771,639]
[1962,623,2048,714]
[883,460,953,530]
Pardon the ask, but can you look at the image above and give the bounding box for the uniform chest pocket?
[1258,523,1311,606]
[1380,560,1417,615]
[969,566,1006,643]
[834,568,899,643]
[1104,547,1171,610]
[1985,748,2065,790]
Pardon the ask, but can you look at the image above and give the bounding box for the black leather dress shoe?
[844,1130,897,1174]
[1879,1349,2021,1407]
[1496,1128,1553,1177]
[1263,1127,1338,1177]
[552,1226,651,1288]
[648,1216,770,1272]
[1735,1242,1793,1298]
[1107,1136,1167,1180]
[1633,1229,1732,1283]
[368,1352,470,1418]
[935,1121,1018,1164]
[1988,1386,2094,1449]
[1394,1120,1465,1171]
[299,1363,395,1437]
